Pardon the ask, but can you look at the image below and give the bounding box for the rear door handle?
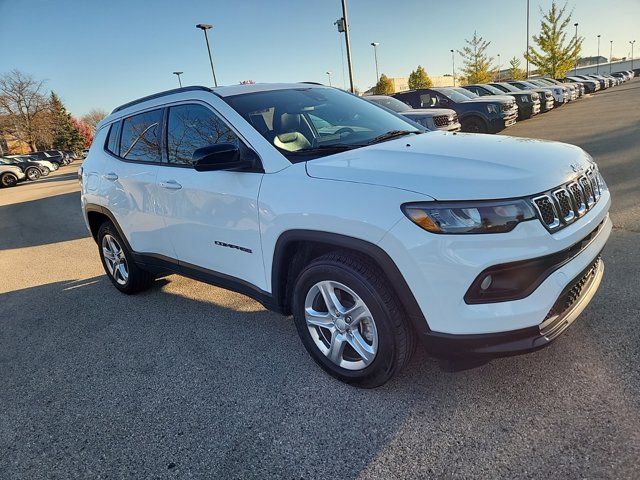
[104,172,118,181]
[159,180,182,190]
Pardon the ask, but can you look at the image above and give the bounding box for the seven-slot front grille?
[531,167,603,232]
[433,115,450,127]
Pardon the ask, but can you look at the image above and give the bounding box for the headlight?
[402,200,537,234]
[597,171,608,192]
[486,104,499,114]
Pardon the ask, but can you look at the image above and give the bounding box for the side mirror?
[192,143,255,172]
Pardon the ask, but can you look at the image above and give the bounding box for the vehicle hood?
[402,108,457,117]
[305,131,594,200]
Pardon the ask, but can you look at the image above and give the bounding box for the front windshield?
[452,88,478,98]
[366,96,411,113]
[225,87,421,161]
[480,84,505,95]
[0,158,13,164]
[433,88,472,103]
[493,83,519,92]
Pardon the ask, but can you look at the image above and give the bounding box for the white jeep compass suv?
[80,84,611,387]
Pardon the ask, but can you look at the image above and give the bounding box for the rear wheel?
[0,172,18,188]
[292,252,415,388]
[463,117,488,133]
[97,221,153,294]
[25,167,41,181]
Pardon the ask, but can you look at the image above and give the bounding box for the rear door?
[155,102,264,288]
[101,109,175,258]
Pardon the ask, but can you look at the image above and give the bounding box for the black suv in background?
[463,84,541,120]
[29,150,66,166]
[490,82,555,112]
[393,87,517,133]
[0,156,44,181]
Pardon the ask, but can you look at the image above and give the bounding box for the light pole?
[450,49,456,86]
[196,23,218,87]
[526,0,530,78]
[326,71,333,87]
[574,23,579,76]
[596,34,601,74]
[371,42,380,83]
[172,71,183,87]
[631,41,636,70]
[335,0,355,93]
[497,53,501,81]
[610,40,613,73]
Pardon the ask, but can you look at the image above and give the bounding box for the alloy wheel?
[101,234,129,285]
[304,280,378,371]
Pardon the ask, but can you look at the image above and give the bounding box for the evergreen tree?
[49,92,84,151]
[508,57,526,80]
[408,65,433,89]
[374,74,395,95]
[457,32,495,84]
[524,1,582,78]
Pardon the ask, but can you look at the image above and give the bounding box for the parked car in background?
[0,156,44,180]
[611,71,630,82]
[490,82,555,113]
[535,78,579,100]
[512,80,567,106]
[6,154,58,174]
[563,77,599,93]
[393,87,517,133]
[462,84,540,120]
[28,150,65,167]
[44,150,71,165]
[81,83,611,387]
[0,164,26,188]
[366,95,461,132]
[577,75,607,89]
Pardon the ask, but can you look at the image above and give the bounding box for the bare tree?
[0,70,51,151]
[81,108,109,130]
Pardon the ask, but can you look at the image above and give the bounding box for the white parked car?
[81,84,611,387]
[365,95,461,132]
[0,164,26,187]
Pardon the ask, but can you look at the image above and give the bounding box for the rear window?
[119,109,163,162]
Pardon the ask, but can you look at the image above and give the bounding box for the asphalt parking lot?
[1,80,639,479]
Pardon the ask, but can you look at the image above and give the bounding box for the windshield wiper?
[366,130,420,145]
[288,144,364,155]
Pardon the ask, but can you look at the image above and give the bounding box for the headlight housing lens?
[402,200,537,234]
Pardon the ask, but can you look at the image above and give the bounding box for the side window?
[467,87,480,95]
[167,104,239,165]
[105,122,121,155]
[119,109,163,162]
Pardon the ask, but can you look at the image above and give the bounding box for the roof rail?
[299,81,325,86]
[111,86,213,113]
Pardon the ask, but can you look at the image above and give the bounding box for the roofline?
[111,86,214,113]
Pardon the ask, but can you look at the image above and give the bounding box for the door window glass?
[120,109,163,162]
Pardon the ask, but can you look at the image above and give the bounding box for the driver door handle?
[159,179,182,190]
[104,172,118,181]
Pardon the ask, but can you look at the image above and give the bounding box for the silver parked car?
[366,95,461,132]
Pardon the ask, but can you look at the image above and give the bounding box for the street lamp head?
[371,42,379,47]
[173,71,183,75]
[450,49,454,53]
[196,23,213,30]
[326,71,332,75]
[574,22,578,27]
[597,34,601,38]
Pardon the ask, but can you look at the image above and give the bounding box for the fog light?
[480,275,493,291]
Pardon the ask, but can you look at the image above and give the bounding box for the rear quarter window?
[119,109,163,162]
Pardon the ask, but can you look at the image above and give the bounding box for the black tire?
[97,221,153,294]
[462,117,488,133]
[292,251,415,388]
[25,167,41,181]
[0,172,18,188]
[39,166,50,177]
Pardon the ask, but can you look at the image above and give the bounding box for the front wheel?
[0,172,18,188]
[25,167,41,181]
[292,252,415,388]
[39,166,50,176]
[462,117,488,133]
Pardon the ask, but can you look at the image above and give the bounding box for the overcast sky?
[1,0,638,116]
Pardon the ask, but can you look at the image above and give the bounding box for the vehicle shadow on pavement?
[2,266,638,478]
[0,191,88,250]
[24,172,80,185]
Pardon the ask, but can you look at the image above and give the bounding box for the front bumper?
[422,255,604,357]
[379,190,611,339]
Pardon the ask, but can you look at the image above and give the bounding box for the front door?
[155,102,265,289]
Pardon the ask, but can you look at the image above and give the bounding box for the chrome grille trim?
[531,167,602,232]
